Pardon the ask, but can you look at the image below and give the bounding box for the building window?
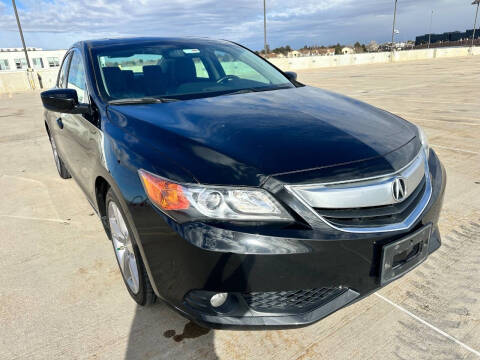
[0,59,10,70]
[32,57,44,69]
[14,58,27,69]
[47,57,60,67]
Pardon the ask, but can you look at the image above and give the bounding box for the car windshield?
[92,40,294,101]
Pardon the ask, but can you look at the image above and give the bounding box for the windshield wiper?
[108,97,179,105]
[225,85,292,97]
[224,88,260,96]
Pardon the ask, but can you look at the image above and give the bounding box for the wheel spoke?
[109,219,125,244]
[117,247,126,273]
[128,254,139,293]
[50,138,61,171]
[122,250,131,279]
[114,205,128,238]
[113,206,122,230]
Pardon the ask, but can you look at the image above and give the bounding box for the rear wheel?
[106,189,156,306]
[49,135,71,179]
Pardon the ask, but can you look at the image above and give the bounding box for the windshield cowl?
[107,85,294,105]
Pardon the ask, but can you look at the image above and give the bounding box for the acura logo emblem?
[392,177,407,202]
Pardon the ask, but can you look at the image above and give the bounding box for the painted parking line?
[0,214,74,224]
[415,118,480,127]
[375,293,480,357]
[432,145,480,155]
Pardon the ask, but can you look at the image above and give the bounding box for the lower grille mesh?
[243,287,345,314]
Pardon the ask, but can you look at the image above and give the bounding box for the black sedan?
[40,37,446,328]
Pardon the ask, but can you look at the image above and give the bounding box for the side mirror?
[41,88,90,114]
[285,71,298,82]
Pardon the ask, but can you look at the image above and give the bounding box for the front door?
[47,52,71,168]
[62,49,102,202]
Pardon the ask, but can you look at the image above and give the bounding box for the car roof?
[72,37,230,50]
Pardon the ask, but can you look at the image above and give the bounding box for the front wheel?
[49,135,71,179]
[106,189,156,306]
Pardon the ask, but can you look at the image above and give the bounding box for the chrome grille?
[286,151,432,233]
[315,177,426,228]
[290,153,425,209]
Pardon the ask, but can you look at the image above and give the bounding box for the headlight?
[416,125,429,157]
[138,170,293,222]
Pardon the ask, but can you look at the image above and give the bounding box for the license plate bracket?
[380,224,432,285]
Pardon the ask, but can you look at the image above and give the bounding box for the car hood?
[106,86,418,186]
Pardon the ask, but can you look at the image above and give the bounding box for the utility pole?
[428,10,434,48]
[12,0,31,70]
[263,0,268,54]
[473,0,480,48]
[391,0,398,52]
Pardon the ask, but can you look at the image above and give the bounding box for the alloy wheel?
[49,136,61,173]
[108,201,140,294]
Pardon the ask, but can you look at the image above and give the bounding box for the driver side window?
[214,50,269,84]
[57,53,71,88]
[67,51,88,104]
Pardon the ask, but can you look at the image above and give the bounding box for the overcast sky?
[0,0,477,50]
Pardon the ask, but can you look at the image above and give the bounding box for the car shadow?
[124,301,219,360]
[125,252,258,359]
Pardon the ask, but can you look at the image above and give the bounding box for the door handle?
[56,117,64,129]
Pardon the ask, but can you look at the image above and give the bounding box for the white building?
[341,47,355,55]
[366,41,379,52]
[0,48,67,72]
[287,50,302,58]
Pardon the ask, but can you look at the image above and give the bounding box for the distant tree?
[334,43,342,55]
[353,41,368,53]
[272,45,293,55]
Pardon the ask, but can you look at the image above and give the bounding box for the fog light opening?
[210,293,228,308]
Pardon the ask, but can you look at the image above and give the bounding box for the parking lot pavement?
[0,55,479,360]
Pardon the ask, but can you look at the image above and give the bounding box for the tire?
[49,134,71,179]
[105,188,156,306]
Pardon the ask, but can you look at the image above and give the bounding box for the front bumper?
[132,150,446,329]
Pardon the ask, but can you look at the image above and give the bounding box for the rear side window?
[57,53,71,88]
[67,51,88,104]
[193,57,209,78]
[99,54,163,73]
